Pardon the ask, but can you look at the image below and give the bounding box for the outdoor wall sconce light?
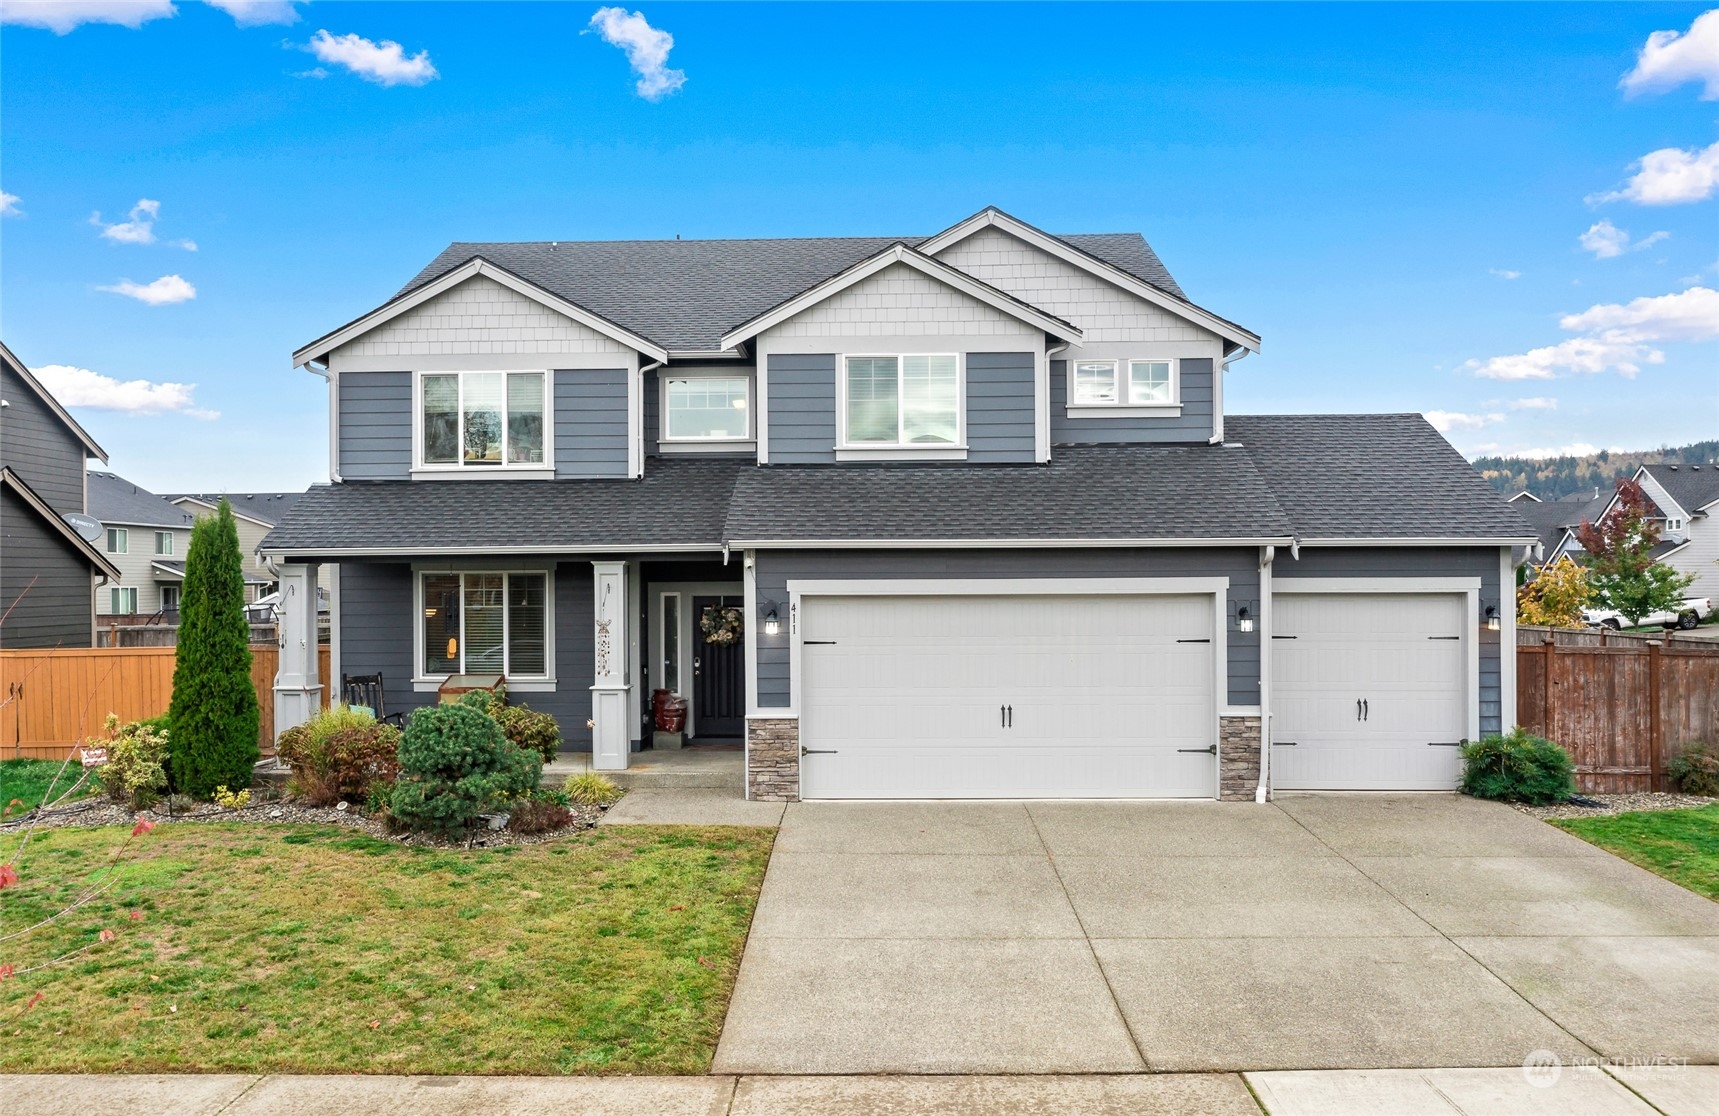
[1484,603,1500,632]
[763,607,781,636]
[1237,606,1254,633]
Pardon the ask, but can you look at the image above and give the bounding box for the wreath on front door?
[700,605,744,646]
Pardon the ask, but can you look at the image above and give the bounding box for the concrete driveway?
[712,794,1719,1075]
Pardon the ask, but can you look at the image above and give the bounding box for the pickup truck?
[1583,597,1714,631]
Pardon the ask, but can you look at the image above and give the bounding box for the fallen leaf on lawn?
[667,905,685,912]
[99,929,116,942]
[129,910,144,921]
[369,1020,380,1029]
[697,956,715,970]
[169,1004,177,1013]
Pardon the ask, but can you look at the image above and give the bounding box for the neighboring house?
[263,206,1536,802]
[1514,489,1609,568]
[1615,464,1719,599]
[88,472,198,620]
[0,341,121,647]
[165,490,306,588]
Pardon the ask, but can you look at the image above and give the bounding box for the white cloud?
[1589,141,1719,206]
[0,0,175,34]
[1578,218,1670,258]
[1513,442,1617,460]
[98,274,197,305]
[1,191,20,217]
[1425,410,1505,433]
[304,29,438,86]
[1470,285,1718,380]
[1489,268,1522,280]
[203,0,296,26]
[30,364,217,419]
[1621,9,1719,100]
[1508,397,1559,411]
[89,197,197,250]
[587,7,685,101]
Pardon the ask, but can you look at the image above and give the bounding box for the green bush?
[277,704,402,806]
[1460,729,1577,805]
[1668,743,1719,797]
[94,713,170,810]
[390,703,542,836]
[564,771,623,807]
[494,704,562,762]
[167,499,260,798]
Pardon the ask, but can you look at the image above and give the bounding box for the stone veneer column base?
[1218,715,1264,802]
[747,716,800,801]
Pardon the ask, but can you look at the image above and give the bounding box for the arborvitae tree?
[168,499,260,797]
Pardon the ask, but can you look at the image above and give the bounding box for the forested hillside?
[1473,440,1719,499]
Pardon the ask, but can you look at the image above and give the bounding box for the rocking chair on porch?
[341,673,407,728]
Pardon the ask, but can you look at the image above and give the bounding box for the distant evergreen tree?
[168,499,260,798]
[1471,439,1719,500]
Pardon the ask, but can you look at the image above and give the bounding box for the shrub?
[494,704,562,762]
[1460,729,1577,805]
[95,713,170,810]
[507,792,574,834]
[564,771,623,807]
[212,785,251,810]
[276,705,402,806]
[390,703,542,836]
[168,499,260,798]
[1668,743,1719,797]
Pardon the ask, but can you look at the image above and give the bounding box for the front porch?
[545,744,743,793]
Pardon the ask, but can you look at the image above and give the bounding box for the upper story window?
[1666,517,1684,532]
[420,371,546,469]
[842,354,960,447]
[1071,359,1178,408]
[155,531,174,556]
[107,527,128,554]
[664,375,750,441]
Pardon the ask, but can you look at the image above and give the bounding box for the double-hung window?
[419,571,551,679]
[843,354,960,446]
[155,531,174,556]
[1071,359,1177,407]
[663,376,750,441]
[106,528,128,554]
[421,372,546,469]
[110,586,137,613]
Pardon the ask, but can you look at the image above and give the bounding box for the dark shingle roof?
[1642,464,1719,517]
[164,491,308,527]
[724,445,1291,543]
[88,472,195,530]
[1512,492,1610,552]
[398,232,1185,352]
[1225,414,1538,542]
[261,458,746,555]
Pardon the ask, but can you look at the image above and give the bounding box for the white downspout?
[1214,347,1250,445]
[1256,544,1275,804]
[305,360,338,483]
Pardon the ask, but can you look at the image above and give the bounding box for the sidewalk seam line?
[210,1074,265,1114]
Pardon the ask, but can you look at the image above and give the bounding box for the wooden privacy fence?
[1517,626,1719,792]
[0,644,329,761]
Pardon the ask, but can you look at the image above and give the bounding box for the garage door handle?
[1428,636,1460,641]
[1363,699,1368,721]
[1178,745,1217,754]
[1427,742,1463,747]
[1176,638,1210,644]
[803,640,837,645]
[1273,741,1298,746]
[800,746,838,756]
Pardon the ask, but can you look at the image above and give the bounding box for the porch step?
[607,766,742,791]
[543,749,744,792]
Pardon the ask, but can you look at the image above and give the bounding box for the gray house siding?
[765,354,838,464]
[553,369,629,479]
[753,547,1262,709]
[641,369,659,458]
[965,352,1036,463]
[1,363,87,513]
[337,559,595,750]
[1275,547,1504,735]
[1050,358,1213,445]
[337,372,412,481]
[0,491,92,648]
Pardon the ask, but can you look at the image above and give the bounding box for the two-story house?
[263,207,1536,802]
[166,490,307,601]
[88,471,197,620]
[0,341,121,647]
[1612,464,1719,600]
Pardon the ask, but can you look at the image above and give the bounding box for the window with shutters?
[416,570,553,681]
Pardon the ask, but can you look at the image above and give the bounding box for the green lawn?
[0,822,774,1074]
[1552,804,1719,901]
[1,758,97,818]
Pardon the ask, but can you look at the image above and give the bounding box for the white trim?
[1221,705,1263,717]
[628,365,643,479]
[729,536,1294,550]
[1297,537,1540,547]
[656,368,755,445]
[266,543,723,559]
[650,580,744,739]
[1063,357,1181,416]
[742,551,759,716]
[1256,543,1274,802]
[837,352,966,452]
[168,496,275,529]
[917,208,1260,352]
[1500,546,1517,731]
[720,242,1083,350]
[1066,404,1183,420]
[756,347,771,464]
[327,562,342,700]
[835,447,969,462]
[412,370,552,475]
[295,257,669,366]
[658,441,757,456]
[409,567,557,686]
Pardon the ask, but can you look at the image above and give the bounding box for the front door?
[691,595,745,739]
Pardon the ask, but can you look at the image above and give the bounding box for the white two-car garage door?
[1272,593,1470,791]
[797,593,1218,800]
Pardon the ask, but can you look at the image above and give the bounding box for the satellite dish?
[63,512,103,543]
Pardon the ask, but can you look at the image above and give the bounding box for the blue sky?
[2,1,1716,491]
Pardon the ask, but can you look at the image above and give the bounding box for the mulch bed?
[1513,791,1719,820]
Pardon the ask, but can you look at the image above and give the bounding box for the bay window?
[419,571,551,679]
[421,371,546,469]
[843,354,960,446]
[664,376,750,441]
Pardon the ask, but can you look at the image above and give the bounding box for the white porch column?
[590,560,631,770]
[272,562,322,742]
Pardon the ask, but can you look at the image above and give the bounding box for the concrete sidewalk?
[8,1066,1713,1115]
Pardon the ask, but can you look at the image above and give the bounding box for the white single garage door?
[1272,593,1468,791]
[797,594,1217,799]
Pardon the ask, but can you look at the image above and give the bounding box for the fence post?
[1542,636,1556,739]
[1648,641,1663,793]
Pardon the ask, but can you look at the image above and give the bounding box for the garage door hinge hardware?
[1176,638,1210,644]
[803,640,838,645]
[1178,745,1217,754]
[800,746,838,756]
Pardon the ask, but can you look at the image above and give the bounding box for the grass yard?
[0,822,774,1074]
[1552,804,1719,902]
[1,758,97,817]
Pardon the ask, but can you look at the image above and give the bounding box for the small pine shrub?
[390,703,542,836]
[95,713,170,810]
[494,704,562,762]
[1460,729,1577,805]
[1667,743,1719,797]
[277,705,402,806]
[564,771,623,807]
